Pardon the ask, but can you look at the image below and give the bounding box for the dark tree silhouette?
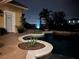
[39,8,67,30]
[52,11,67,30]
[21,13,33,29]
[39,8,53,30]
[21,13,26,27]
[53,11,66,25]
[16,13,26,33]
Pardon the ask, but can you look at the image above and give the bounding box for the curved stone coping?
[18,34,53,59]
[18,33,44,42]
[20,40,53,57]
[43,31,53,34]
[26,40,53,59]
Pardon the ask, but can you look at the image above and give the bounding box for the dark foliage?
[39,8,79,32]
[39,8,66,30]
[17,13,35,33]
[0,28,7,35]
[17,26,25,33]
[39,8,52,29]
[21,13,35,29]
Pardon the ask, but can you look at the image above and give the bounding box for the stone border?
[18,34,53,59]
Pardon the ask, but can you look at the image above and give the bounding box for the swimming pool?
[39,33,79,58]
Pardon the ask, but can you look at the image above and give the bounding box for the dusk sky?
[16,0,79,24]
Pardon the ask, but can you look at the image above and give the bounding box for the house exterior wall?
[0,16,4,27]
[0,3,23,32]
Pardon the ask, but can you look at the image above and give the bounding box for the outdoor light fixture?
[36,24,40,29]
[36,20,40,29]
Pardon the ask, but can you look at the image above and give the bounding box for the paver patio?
[0,33,27,59]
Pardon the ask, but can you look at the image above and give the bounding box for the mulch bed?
[18,42,45,50]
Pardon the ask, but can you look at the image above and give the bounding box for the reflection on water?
[39,33,79,58]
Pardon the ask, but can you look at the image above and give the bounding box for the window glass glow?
[73,20,75,23]
[78,20,79,23]
[68,20,71,23]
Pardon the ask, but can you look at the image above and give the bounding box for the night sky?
[16,0,79,24]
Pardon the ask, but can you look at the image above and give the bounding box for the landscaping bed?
[18,42,45,50]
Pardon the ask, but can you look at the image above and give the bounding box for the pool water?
[39,33,79,58]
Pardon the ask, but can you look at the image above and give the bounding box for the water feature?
[39,33,79,58]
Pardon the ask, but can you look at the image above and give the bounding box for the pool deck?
[0,33,27,59]
[0,29,78,59]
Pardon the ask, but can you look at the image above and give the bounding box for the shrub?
[0,28,7,35]
[16,26,26,33]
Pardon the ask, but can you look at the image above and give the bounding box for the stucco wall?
[0,3,23,29]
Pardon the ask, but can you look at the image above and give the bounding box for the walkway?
[0,33,27,59]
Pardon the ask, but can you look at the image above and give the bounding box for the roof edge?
[9,3,28,10]
[0,0,12,4]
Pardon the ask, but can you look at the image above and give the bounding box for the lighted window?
[73,20,75,23]
[78,20,79,23]
[68,20,71,23]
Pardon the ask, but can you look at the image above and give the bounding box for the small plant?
[26,30,43,47]
[29,37,37,47]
